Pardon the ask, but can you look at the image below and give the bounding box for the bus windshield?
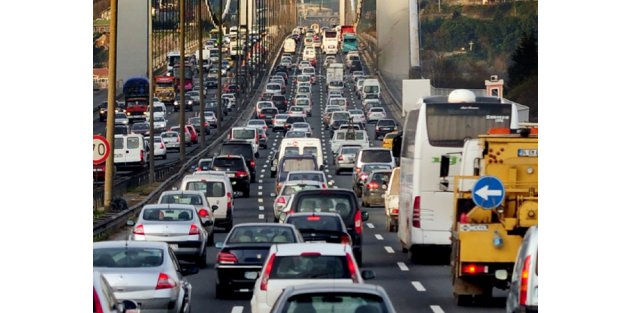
[426,102,512,147]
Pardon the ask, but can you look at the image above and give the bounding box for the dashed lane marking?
[366,223,375,229]
[429,306,444,313]
[258,198,263,203]
[412,281,426,292]
[397,262,409,271]
[385,246,395,253]
[258,214,265,220]
[231,306,244,313]
[375,234,383,240]
[259,206,264,211]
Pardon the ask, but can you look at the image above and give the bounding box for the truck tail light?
[412,196,421,228]
[462,263,488,275]
[519,256,532,305]
[260,253,276,291]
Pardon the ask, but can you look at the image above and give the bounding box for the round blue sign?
[472,176,506,210]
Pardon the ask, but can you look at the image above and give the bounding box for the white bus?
[167,51,181,74]
[397,89,528,261]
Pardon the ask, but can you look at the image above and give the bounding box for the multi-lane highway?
[108,37,507,313]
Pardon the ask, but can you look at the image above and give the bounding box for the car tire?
[244,187,250,198]
[162,154,167,160]
[215,282,228,299]
[207,231,214,246]
[196,248,207,268]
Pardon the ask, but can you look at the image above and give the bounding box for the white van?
[506,225,538,313]
[302,47,316,60]
[229,127,259,154]
[283,37,296,53]
[361,78,380,100]
[330,129,369,152]
[113,134,148,169]
[152,102,167,118]
[180,172,234,230]
[278,137,324,170]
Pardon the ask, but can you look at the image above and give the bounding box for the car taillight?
[346,253,359,283]
[519,255,532,305]
[392,208,399,214]
[340,234,352,245]
[235,170,248,178]
[140,149,144,160]
[227,192,232,209]
[217,252,238,264]
[284,123,290,128]
[160,143,165,149]
[94,287,104,313]
[277,196,286,204]
[133,224,144,235]
[322,183,327,189]
[354,210,362,235]
[156,272,177,289]
[307,215,320,221]
[368,181,379,190]
[360,173,368,181]
[412,196,421,228]
[189,224,200,235]
[198,208,209,218]
[250,160,256,168]
[259,113,265,118]
[338,155,344,161]
[260,253,276,291]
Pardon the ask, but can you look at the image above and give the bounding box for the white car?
[256,101,276,116]
[247,119,269,136]
[348,109,367,125]
[297,60,311,71]
[152,115,167,132]
[147,136,167,159]
[289,122,312,137]
[287,106,306,117]
[203,111,218,128]
[367,107,386,123]
[250,243,373,313]
[272,180,322,222]
[160,131,181,150]
[114,112,129,125]
[265,83,283,95]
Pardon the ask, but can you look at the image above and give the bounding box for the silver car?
[272,180,322,222]
[157,190,217,244]
[160,131,180,150]
[128,204,211,267]
[94,240,198,313]
[272,113,290,132]
[334,145,362,174]
[153,115,168,132]
[289,122,312,137]
[115,112,129,125]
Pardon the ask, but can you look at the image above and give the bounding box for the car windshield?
[269,255,350,279]
[94,247,163,268]
[160,193,205,205]
[226,226,296,244]
[142,208,194,221]
[371,172,392,184]
[282,293,387,313]
[297,195,354,220]
[213,158,246,171]
[361,150,393,163]
[288,172,323,182]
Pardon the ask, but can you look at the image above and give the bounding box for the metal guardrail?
[93,36,290,240]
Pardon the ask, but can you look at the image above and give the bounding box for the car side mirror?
[211,205,218,211]
[203,220,213,227]
[361,211,369,221]
[180,265,200,276]
[361,270,375,280]
[126,219,135,226]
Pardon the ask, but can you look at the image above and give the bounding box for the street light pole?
[104,0,119,210]
[216,0,223,131]
[179,0,186,162]
[149,0,155,183]
[198,0,206,147]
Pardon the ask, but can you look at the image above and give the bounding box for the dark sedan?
[214,223,304,298]
[284,212,353,245]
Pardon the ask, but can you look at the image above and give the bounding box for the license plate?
[382,128,391,130]
[244,271,259,280]
[232,181,236,185]
[227,173,235,178]
[168,244,178,251]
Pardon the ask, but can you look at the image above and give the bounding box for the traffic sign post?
[93,135,111,165]
[472,176,505,210]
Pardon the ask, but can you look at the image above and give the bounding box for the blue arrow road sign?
[472,176,505,210]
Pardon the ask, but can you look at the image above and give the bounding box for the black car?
[374,119,398,139]
[285,212,353,245]
[220,141,257,182]
[282,189,369,266]
[113,124,129,135]
[205,77,218,89]
[349,60,363,72]
[210,155,251,197]
[214,223,304,298]
[258,107,278,126]
[282,116,307,132]
[130,122,150,136]
[174,95,194,112]
[98,101,125,122]
[271,95,288,113]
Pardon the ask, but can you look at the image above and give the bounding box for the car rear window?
[269,255,350,279]
[296,195,354,220]
[283,293,386,313]
[281,159,317,172]
[336,132,365,140]
[232,129,255,139]
[288,172,324,182]
[114,138,124,149]
[284,147,300,156]
[378,120,395,126]
[341,147,361,155]
[262,108,278,114]
[227,226,296,244]
[221,145,253,159]
[160,193,206,205]
[286,116,306,123]
[286,215,344,232]
[330,99,346,106]
[94,248,163,268]
[303,147,318,157]
[127,137,140,149]
[213,158,246,171]
[361,150,392,163]
[142,208,194,221]
[371,172,392,184]
[185,181,225,197]
[281,184,320,196]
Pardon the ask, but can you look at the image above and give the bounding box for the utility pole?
[179,0,186,161]
[149,0,155,183]
[104,0,119,210]
[198,0,206,147]
[216,0,223,131]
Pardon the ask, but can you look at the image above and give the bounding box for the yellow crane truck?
[443,126,538,305]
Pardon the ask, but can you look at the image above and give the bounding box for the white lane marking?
[258,192,263,196]
[259,206,265,211]
[258,198,263,203]
[397,262,409,271]
[375,234,383,240]
[231,306,244,313]
[366,223,374,229]
[327,175,333,178]
[258,186,263,190]
[258,214,265,219]
[429,305,444,313]
[263,164,268,168]
[259,180,263,183]
[412,281,426,292]
[260,175,264,178]
[385,246,395,253]
[261,169,266,173]
[325,169,330,173]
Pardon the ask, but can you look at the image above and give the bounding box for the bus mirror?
[440,155,450,178]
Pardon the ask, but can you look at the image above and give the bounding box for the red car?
[185,124,198,144]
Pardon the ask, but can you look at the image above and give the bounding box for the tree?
[507,31,537,87]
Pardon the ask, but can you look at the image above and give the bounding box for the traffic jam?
[94,24,537,313]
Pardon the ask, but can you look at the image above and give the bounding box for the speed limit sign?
[93,135,111,165]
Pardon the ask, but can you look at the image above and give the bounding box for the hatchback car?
[214,223,304,298]
[114,112,129,125]
[210,155,251,197]
[375,119,398,139]
[272,114,290,132]
[157,191,217,243]
[353,163,394,198]
[93,241,198,313]
[272,180,322,222]
[361,169,393,207]
[367,107,387,123]
[128,204,212,267]
[161,131,181,150]
[289,122,312,137]
[251,243,374,313]
[334,145,362,174]
[147,136,167,160]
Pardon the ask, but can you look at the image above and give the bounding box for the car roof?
[282,180,323,186]
[142,204,196,210]
[93,240,168,249]
[160,190,206,196]
[273,243,350,256]
[279,283,388,297]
